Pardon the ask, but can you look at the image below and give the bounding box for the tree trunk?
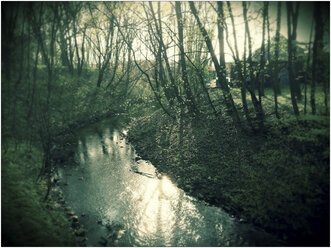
[311,2,324,115]
[189,2,240,125]
[175,2,199,116]
[2,3,19,81]
[14,17,25,89]
[115,14,175,119]
[185,53,220,118]
[273,2,281,118]
[143,3,174,107]
[287,2,300,116]
[241,2,264,127]
[291,3,302,100]
[304,20,314,114]
[220,2,251,125]
[258,3,268,100]
[78,26,86,75]
[242,21,253,127]
[148,2,183,107]
[217,2,226,87]
[73,19,81,75]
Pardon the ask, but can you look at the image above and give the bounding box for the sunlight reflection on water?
[59,118,283,247]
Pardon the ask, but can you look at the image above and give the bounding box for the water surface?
[59,117,282,246]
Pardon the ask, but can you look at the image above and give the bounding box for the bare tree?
[272,2,282,118]
[241,2,264,128]
[175,1,199,116]
[147,2,184,107]
[189,2,240,125]
[290,3,302,100]
[311,2,325,114]
[28,3,60,187]
[286,2,300,116]
[216,2,226,83]
[258,2,268,100]
[216,2,252,125]
[304,20,314,114]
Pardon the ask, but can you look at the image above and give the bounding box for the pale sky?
[87,2,328,64]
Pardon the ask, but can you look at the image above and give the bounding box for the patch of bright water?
[59,117,282,246]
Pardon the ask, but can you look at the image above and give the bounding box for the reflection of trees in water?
[78,137,89,163]
[94,127,109,155]
[71,125,282,247]
[112,131,119,142]
[171,191,184,245]
[156,181,165,245]
[77,127,220,246]
[111,147,116,159]
[101,141,108,155]
[133,177,183,245]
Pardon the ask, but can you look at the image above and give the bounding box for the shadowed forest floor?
[1,143,77,246]
[128,104,329,246]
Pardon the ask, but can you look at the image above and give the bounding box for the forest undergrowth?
[1,142,77,246]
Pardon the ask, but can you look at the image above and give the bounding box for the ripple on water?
[59,118,283,247]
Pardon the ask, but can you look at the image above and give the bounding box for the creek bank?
[51,110,125,164]
[1,142,77,246]
[1,112,125,246]
[127,110,330,246]
[56,109,122,137]
[49,179,88,246]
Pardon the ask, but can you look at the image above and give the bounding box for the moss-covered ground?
[1,142,76,246]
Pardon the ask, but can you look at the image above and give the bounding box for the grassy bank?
[2,66,129,246]
[128,110,329,246]
[1,142,76,246]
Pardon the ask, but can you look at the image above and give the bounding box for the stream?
[58,117,282,246]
